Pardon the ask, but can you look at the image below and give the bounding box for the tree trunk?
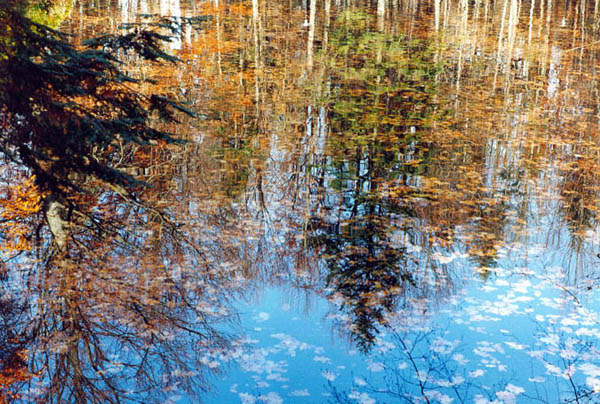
[45,196,68,251]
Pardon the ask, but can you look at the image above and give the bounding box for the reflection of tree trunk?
[377,0,386,32]
[45,196,68,252]
[324,0,331,47]
[538,0,544,37]
[255,166,267,216]
[215,0,223,76]
[493,0,509,89]
[307,0,317,69]
[579,0,586,60]
[496,0,508,62]
[252,0,262,110]
[528,0,535,45]
[66,318,85,403]
[317,0,331,98]
[434,0,440,32]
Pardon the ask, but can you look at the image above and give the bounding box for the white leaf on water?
[321,370,336,381]
[495,279,509,287]
[290,389,310,397]
[432,252,454,264]
[254,312,270,322]
[504,341,527,350]
[452,353,469,365]
[539,333,559,347]
[239,392,257,404]
[561,317,578,326]
[586,377,600,392]
[579,363,600,376]
[426,390,454,404]
[348,391,375,404]
[366,360,384,372]
[496,390,517,404]
[544,363,568,379]
[473,395,490,404]
[469,369,485,378]
[431,337,458,354]
[505,384,524,394]
[258,392,283,404]
[266,373,288,382]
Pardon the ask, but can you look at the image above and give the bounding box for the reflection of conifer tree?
[465,194,508,274]
[308,11,443,352]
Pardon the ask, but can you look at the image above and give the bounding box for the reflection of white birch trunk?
[443,0,450,29]
[324,0,331,49]
[377,0,386,32]
[580,0,586,59]
[454,0,469,93]
[502,0,519,94]
[45,197,68,252]
[214,0,223,76]
[377,0,385,67]
[460,0,468,34]
[307,0,317,69]
[434,0,440,32]
[253,0,261,106]
[496,0,508,62]
[528,0,535,45]
[316,0,331,99]
[507,0,519,58]
[160,0,182,50]
[543,0,552,76]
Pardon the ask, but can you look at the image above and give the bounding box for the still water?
[7,0,600,402]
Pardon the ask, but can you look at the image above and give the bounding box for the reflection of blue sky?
[199,248,600,404]
[203,288,361,403]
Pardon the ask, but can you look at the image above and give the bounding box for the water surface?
[6,0,600,402]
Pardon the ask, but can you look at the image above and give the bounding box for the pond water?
[5,0,600,402]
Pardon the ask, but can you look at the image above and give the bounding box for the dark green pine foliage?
[0,0,192,199]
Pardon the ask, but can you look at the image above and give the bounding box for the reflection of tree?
[557,157,600,281]
[308,11,444,352]
[329,318,600,404]
[329,324,475,404]
[25,0,72,28]
[464,194,508,274]
[0,3,238,402]
[16,218,236,403]
[310,210,415,352]
[0,294,33,403]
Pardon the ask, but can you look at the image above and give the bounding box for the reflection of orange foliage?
[184,28,241,57]
[0,176,44,252]
[198,2,252,18]
[0,349,33,404]
[198,2,227,16]
[228,3,252,17]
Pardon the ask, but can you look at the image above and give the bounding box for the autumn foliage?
[0,348,33,404]
[0,175,43,254]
